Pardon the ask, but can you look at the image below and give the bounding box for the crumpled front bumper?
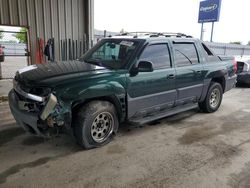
[9,89,47,137]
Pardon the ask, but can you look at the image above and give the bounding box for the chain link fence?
[205,42,250,56]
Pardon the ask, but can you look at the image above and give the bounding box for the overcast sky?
[95,0,250,44]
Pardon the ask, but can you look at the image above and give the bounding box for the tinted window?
[201,43,220,62]
[173,43,199,67]
[139,44,171,69]
[202,43,213,56]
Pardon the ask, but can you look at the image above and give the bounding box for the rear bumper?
[225,75,237,92]
[8,89,46,137]
[237,72,250,84]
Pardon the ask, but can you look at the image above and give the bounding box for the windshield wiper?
[85,59,103,66]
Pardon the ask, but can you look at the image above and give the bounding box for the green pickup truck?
[9,33,237,149]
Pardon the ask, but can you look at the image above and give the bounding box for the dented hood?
[15,61,110,86]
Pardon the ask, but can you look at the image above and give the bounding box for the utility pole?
[200,23,204,41]
[210,22,214,42]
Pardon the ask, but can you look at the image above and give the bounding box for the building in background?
[0,0,94,65]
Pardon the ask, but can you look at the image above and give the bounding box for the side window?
[139,44,171,69]
[173,43,199,67]
[201,43,213,56]
[201,43,220,62]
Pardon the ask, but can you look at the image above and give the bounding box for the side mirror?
[137,60,154,72]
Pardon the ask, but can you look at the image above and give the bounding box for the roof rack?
[161,32,193,38]
[118,32,193,38]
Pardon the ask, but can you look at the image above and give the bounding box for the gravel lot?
[0,87,250,188]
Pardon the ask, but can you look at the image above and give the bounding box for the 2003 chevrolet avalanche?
[9,33,237,149]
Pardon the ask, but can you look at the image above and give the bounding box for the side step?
[129,103,198,125]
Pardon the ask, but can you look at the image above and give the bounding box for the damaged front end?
[9,80,71,137]
[39,95,72,134]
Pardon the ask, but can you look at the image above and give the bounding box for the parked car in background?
[236,56,250,86]
[0,45,5,62]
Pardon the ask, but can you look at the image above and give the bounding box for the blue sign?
[198,0,221,23]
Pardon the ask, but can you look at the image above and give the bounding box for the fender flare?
[70,82,126,122]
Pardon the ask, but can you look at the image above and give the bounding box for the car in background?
[0,45,5,62]
[236,56,250,86]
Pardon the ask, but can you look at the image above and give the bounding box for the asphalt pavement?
[0,56,27,79]
[0,87,250,188]
[0,56,27,101]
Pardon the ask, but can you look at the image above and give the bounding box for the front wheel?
[199,82,223,113]
[73,100,119,149]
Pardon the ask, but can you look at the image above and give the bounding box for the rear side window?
[139,44,171,69]
[173,43,199,67]
[201,43,213,56]
[201,43,220,62]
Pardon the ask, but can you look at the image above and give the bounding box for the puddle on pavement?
[0,145,82,185]
[0,157,52,184]
[178,125,217,144]
[179,110,249,145]
[0,127,24,146]
[22,137,45,146]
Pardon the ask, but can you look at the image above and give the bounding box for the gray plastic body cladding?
[127,89,177,119]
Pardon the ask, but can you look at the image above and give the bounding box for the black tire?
[73,100,119,149]
[199,82,223,113]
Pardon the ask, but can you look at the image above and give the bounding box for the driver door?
[127,43,177,119]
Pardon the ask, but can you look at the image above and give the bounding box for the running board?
[129,103,198,125]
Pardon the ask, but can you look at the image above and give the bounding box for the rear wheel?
[73,101,119,149]
[199,82,223,113]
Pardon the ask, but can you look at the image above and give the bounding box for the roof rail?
[120,32,159,37]
[118,32,193,38]
[161,32,193,38]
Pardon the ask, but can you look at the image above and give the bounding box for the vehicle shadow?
[0,126,82,185]
[235,83,250,88]
[118,108,200,136]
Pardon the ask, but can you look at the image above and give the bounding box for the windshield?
[80,39,140,69]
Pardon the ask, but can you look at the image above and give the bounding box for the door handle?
[167,74,175,79]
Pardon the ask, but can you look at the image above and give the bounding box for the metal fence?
[205,42,250,56]
[0,42,27,56]
[0,30,28,56]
